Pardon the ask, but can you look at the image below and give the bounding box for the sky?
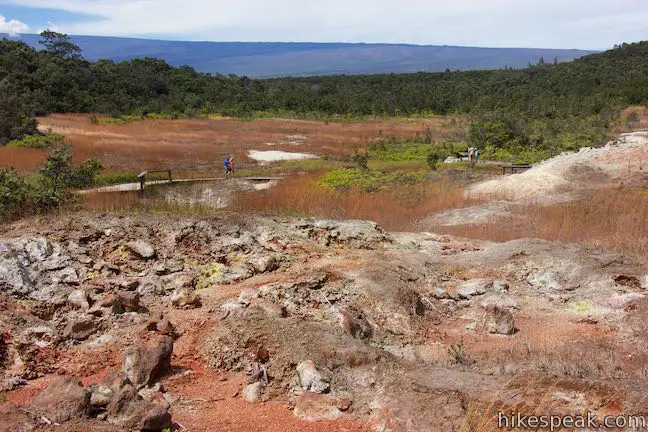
[0,0,646,49]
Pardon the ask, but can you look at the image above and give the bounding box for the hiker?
[224,155,233,178]
[468,146,475,163]
[474,147,479,163]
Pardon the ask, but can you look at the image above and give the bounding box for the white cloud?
[0,15,30,36]
[4,0,648,49]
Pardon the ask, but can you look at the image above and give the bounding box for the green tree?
[0,86,38,145]
[38,30,82,60]
[39,145,74,200]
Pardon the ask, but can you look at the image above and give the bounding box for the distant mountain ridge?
[4,33,598,78]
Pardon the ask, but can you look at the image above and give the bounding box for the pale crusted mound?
[468,131,648,202]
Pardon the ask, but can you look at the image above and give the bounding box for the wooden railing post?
[137,171,147,193]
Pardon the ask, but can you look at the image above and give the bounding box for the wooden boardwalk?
[80,176,283,194]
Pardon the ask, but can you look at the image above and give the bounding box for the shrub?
[0,168,29,221]
[40,145,74,195]
[70,157,103,188]
[0,145,104,221]
[353,151,369,170]
[426,147,452,170]
[35,145,76,208]
[448,336,473,365]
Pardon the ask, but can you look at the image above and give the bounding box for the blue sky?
[1,0,647,49]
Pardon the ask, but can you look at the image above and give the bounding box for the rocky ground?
[1,211,648,431]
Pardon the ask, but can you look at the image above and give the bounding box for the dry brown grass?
[3,114,449,173]
[80,190,221,216]
[0,147,46,171]
[435,187,648,258]
[231,172,477,231]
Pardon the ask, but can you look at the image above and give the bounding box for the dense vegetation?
[1,32,647,156]
[0,145,102,221]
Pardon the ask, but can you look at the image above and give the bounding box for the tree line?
[1,31,647,153]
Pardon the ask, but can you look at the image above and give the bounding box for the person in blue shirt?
[224,156,234,178]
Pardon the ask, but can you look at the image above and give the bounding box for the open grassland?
[0,114,449,174]
[11,113,648,260]
[82,170,485,232]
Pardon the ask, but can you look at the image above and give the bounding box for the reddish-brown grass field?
[0,114,448,173]
[8,112,648,260]
[231,172,479,231]
[82,172,481,232]
[434,188,648,258]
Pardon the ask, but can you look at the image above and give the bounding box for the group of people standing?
[468,146,480,163]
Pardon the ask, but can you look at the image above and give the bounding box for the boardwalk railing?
[137,169,172,192]
[132,168,283,193]
[502,164,532,175]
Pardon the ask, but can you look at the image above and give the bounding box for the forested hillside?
[1,32,647,159]
[4,33,595,77]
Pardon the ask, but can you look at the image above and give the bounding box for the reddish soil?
[166,368,368,432]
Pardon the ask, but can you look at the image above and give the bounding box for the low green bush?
[0,168,30,221]
[5,133,64,149]
[426,147,453,170]
[99,114,143,125]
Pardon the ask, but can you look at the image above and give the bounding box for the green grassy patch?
[321,169,427,191]
[5,133,64,149]
[98,112,188,125]
[368,139,434,161]
[98,114,144,125]
[93,172,139,187]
